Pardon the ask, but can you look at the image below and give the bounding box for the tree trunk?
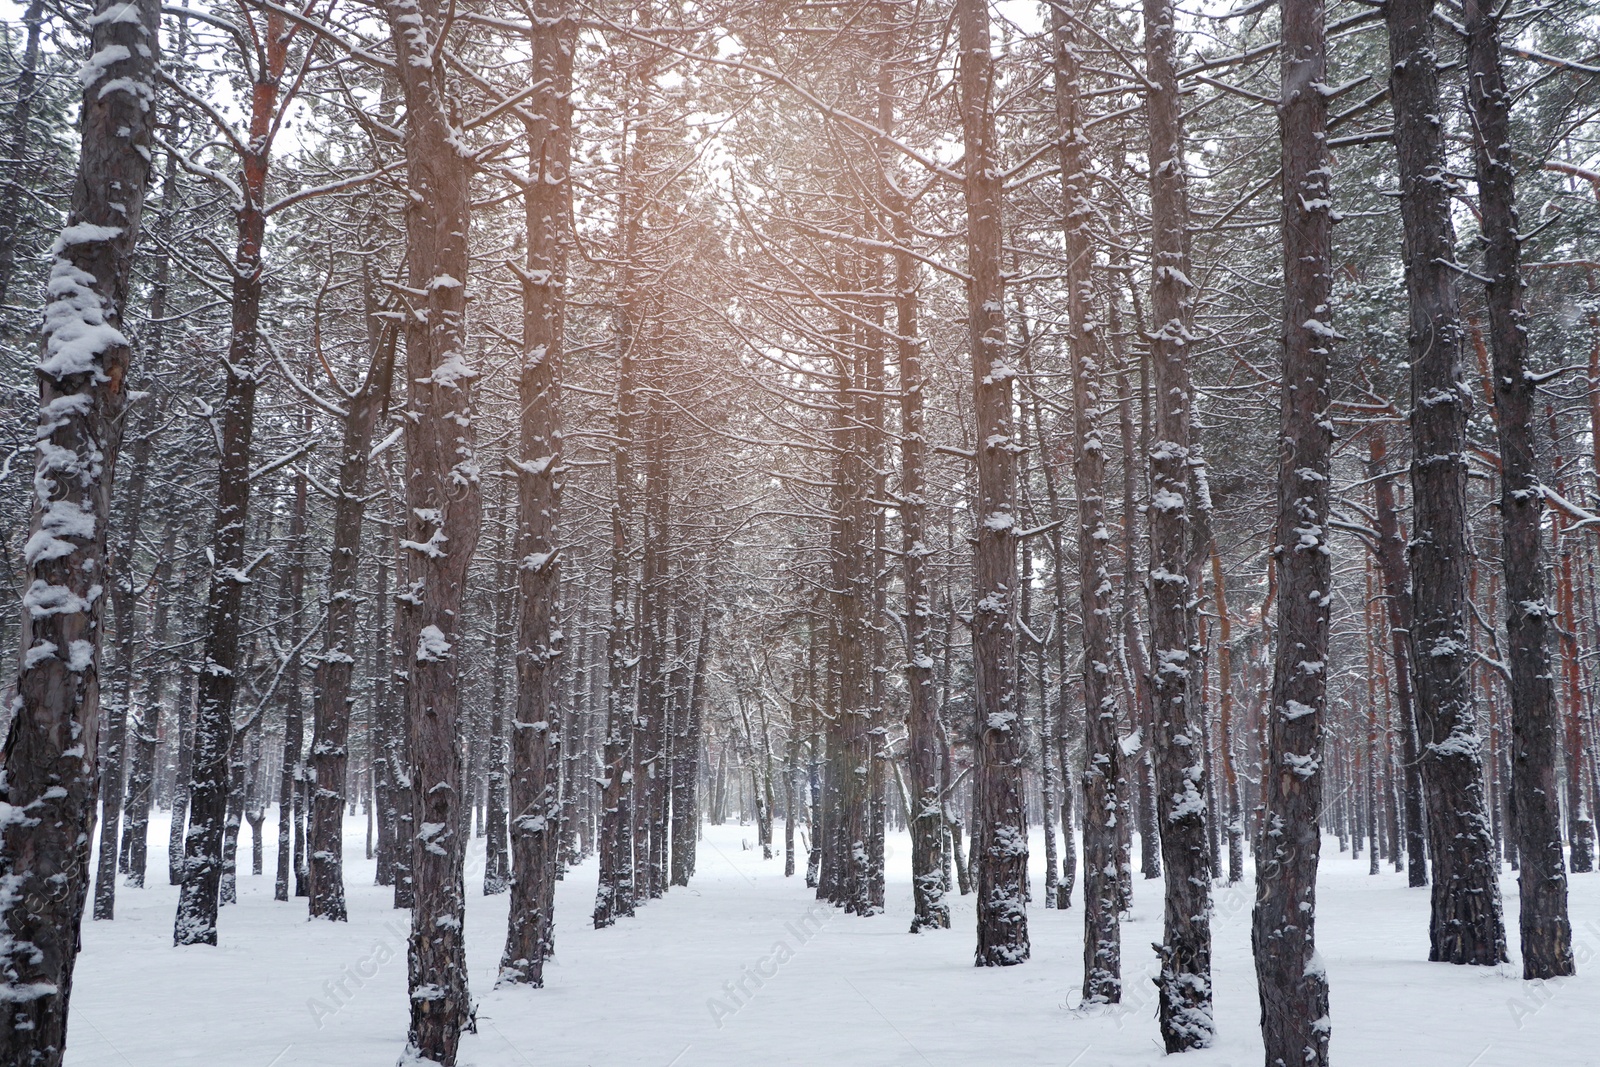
[383,0,483,1055]
[123,519,175,889]
[1252,4,1335,1059]
[1143,0,1214,1042]
[820,283,876,918]
[956,0,1028,968]
[0,0,158,1056]
[0,0,45,307]
[784,727,799,878]
[176,132,263,942]
[306,324,396,922]
[673,588,711,886]
[1205,549,1242,888]
[594,242,639,930]
[635,395,671,897]
[501,0,571,986]
[272,465,311,904]
[483,514,511,895]
[168,665,195,887]
[175,7,303,942]
[1367,433,1428,886]
[1117,319,1159,886]
[118,147,179,886]
[219,743,245,906]
[1052,0,1118,1001]
[247,810,265,877]
[1385,0,1508,966]
[94,416,152,920]
[1553,511,1592,872]
[1465,0,1574,980]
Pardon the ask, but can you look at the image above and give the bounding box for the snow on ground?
[63,814,1600,1066]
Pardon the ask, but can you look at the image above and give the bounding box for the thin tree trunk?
[595,166,641,929]
[219,742,246,906]
[306,322,396,922]
[1367,433,1429,886]
[175,10,295,943]
[821,280,875,918]
[635,394,671,897]
[168,660,195,887]
[1116,316,1158,886]
[93,417,152,920]
[117,133,179,886]
[273,469,310,904]
[785,729,799,878]
[0,0,45,306]
[123,519,176,889]
[867,4,946,935]
[669,566,705,887]
[291,495,311,901]
[1367,568,1388,875]
[274,613,299,901]
[246,731,265,880]
[483,512,511,895]
[113,123,180,890]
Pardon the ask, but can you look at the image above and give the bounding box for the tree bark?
[93,415,152,920]
[0,0,45,307]
[1465,0,1574,979]
[1552,503,1593,872]
[274,505,304,905]
[369,471,396,889]
[168,664,195,887]
[1252,3,1335,1059]
[1052,0,1118,1002]
[1366,432,1428,885]
[1384,0,1508,966]
[483,511,512,895]
[118,135,180,891]
[672,585,711,886]
[957,0,1028,968]
[501,0,571,985]
[1211,545,1243,886]
[1116,317,1159,886]
[667,580,695,886]
[175,7,298,943]
[821,293,875,917]
[897,182,949,917]
[383,0,483,1055]
[594,153,642,928]
[218,741,246,906]
[1143,0,1214,1042]
[0,0,158,1056]
[306,325,396,922]
[635,394,671,898]
[122,519,176,889]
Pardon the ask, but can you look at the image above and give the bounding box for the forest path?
[64,817,1599,1066]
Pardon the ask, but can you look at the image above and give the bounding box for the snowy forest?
[0,0,1598,1063]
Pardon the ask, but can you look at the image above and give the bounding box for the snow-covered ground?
[63,814,1600,1066]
